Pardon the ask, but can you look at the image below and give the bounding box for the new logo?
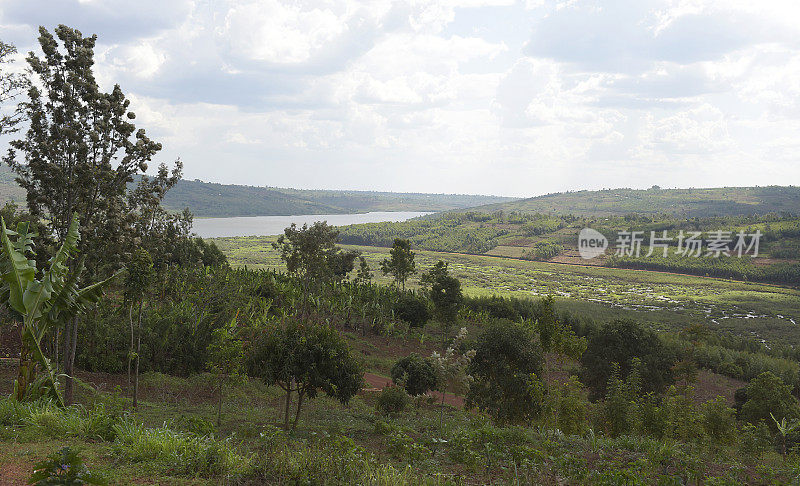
[578,228,608,260]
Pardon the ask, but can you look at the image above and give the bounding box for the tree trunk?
[128,303,134,387]
[133,300,143,408]
[283,387,292,430]
[216,378,224,427]
[292,389,305,430]
[15,331,34,401]
[63,317,78,405]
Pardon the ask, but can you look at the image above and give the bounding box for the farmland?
[213,236,800,348]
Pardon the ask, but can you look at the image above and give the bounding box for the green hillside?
[0,164,25,204]
[470,186,800,217]
[162,178,514,217]
[0,165,514,217]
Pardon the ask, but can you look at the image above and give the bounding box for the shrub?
[739,371,800,428]
[580,319,675,399]
[391,354,438,396]
[466,320,545,424]
[702,396,737,445]
[393,293,430,328]
[555,377,590,435]
[29,447,108,485]
[376,386,410,415]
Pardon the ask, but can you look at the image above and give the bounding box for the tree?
[4,26,182,403]
[125,248,153,408]
[273,222,358,300]
[466,320,546,424]
[580,319,675,399]
[391,353,438,397]
[380,239,415,290]
[430,327,474,436]
[354,256,372,285]
[739,371,800,429]
[0,39,28,135]
[246,320,363,430]
[393,292,430,328]
[530,296,586,382]
[0,215,117,406]
[421,261,462,325]
[207,319,244,427]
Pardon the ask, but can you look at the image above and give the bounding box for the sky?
[1,0,800,197]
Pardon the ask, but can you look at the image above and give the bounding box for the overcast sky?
[2,0,800,197]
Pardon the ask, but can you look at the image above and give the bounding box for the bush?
[466,320,545,424]
[580,319,675,399]
[702,396,737,445]
[29,447,108,485]
[739,371,800,428]
[376,386,410,415]
[391,354,438,396]
[393,293,430,328]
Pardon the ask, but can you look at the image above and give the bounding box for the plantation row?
[337,210,800,284]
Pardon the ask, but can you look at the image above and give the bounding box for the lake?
[192,211,433,238]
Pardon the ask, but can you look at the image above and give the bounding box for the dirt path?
[363,372,464,408]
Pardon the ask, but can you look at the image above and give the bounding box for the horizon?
[2,1,800,197]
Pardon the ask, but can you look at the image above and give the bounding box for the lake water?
[193,211,433,238]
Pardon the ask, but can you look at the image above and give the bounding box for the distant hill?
[467,186,800,217]
[0,165,514,217]
[0,164,25,205]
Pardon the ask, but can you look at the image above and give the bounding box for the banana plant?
[0,214,118,406]
[771,412,800,460]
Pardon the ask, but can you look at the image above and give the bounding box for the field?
[213,236,800,347]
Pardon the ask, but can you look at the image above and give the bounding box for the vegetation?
[391,354,438,397]
[580,319,675,399]
[466,320,545,424]
[3,24,800,486]
[381,238,416,290]
[471,185,800,217]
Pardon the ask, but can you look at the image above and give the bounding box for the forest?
[2,24,800,486]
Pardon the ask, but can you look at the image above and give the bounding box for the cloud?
[1,0,799,196]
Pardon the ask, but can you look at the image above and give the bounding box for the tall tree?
[380,238,415,290]
[4,26,182,403]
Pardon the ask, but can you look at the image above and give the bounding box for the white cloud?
[1,0,799,196]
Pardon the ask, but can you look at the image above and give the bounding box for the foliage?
[273,221,358,287]
[393,292,430,328]
[0,215,117,405]
[112,419,246,477]
[701,397,737,445]
[466,320,545,424]
[245,319,364,429]
[207,318,244,426]
[29,447,107,485]
[739,372,800,428]
[391,353,438,396]
[376,385,410,415]
[380,238,416,290]
[421,260,462,325]
[580,319,675,399]
[4,25,178,278]
[0,39,28,136]
[354,256,372,284]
